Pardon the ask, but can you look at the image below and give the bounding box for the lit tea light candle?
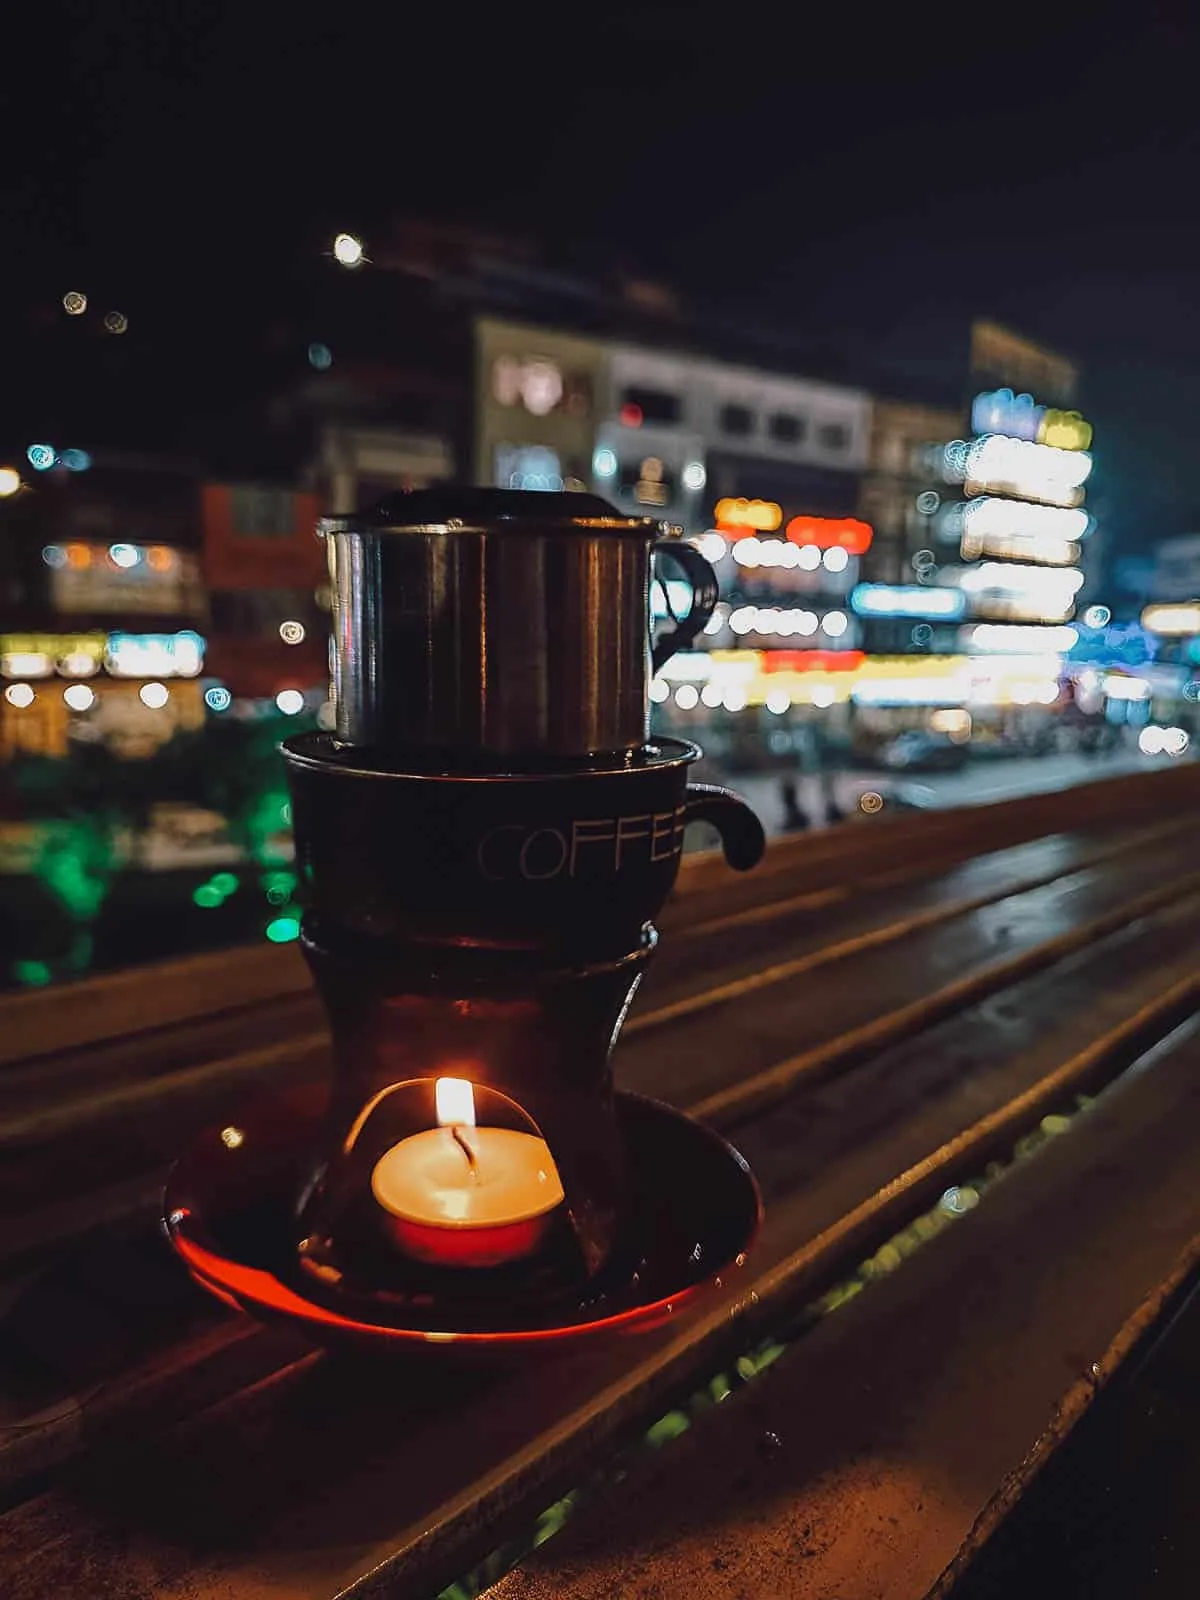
[371,1077,565,1267]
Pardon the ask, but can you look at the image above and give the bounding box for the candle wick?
[451,1124,478,1177]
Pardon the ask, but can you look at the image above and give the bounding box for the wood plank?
[495,1030,1200,1600]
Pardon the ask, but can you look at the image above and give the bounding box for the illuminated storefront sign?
[785,516,873,554]
[0,633,107,679]
[1142,603,1200,636]
[961,624,1079,654]
[960,530,1080,567]
[941,436,1093,508]
[105,631,206,679]
[970,389,1093,452]
[946,562,1085,623]
[1103,674,1152,701]
[1040,410,1093,451]
[653,648,1060,710]
[851,585,966,620]
[712,506,873,554]
[44,542,200,616]
[714,497,783,533]
[853,654,1061,709]
[971,388,1043,442]
[960,497,1090,542]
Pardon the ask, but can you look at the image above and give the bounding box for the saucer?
[164,1085,761,1351]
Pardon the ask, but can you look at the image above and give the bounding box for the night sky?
[4,2,1200,562]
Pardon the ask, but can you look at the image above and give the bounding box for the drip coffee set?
[167,489,766,1351]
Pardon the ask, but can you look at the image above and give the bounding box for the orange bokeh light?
[715,497,783,533]
[785,516,873,554]
[761,649,865,674]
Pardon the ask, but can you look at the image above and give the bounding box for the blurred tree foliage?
[4,714,309,981]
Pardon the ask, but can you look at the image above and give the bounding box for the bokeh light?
[332,232,364,267]
[27,444,56,471]
[63,291,87,315]
[139,681,170,709]
[4,683,35,708]
[279,620,306,644]
[275,688,305,715]
[63,684,95,711]
[204,685,232,711]
[104,311,128,334]
[0,467,21,497]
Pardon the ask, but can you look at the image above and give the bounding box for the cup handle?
[651,540,720,674]
[683,784,766,871]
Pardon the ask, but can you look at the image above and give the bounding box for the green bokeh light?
[193,885,224,909]
[265,915,301,943]
[211,872,240,896]
[13,960,52,987]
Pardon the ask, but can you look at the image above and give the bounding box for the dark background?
[3,1,1198,556]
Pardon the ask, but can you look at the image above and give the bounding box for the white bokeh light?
[333,232,364,267]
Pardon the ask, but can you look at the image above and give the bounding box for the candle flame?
[435,1077,476,1128]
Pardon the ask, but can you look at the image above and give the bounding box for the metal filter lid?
[318,486,669,539]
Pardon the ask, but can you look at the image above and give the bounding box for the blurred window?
[720,404,755,437]
[230,486,295,538]
[818,422,850,452]
[768,413,806,444]
[622,386,682,424]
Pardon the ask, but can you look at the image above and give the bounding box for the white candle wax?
[371,1123,565,1267]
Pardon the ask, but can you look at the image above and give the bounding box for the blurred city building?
[0,454,209,758]
[200,482,326,706]
[855,397,965,655]
[475,319,606,495]
[1,224,1127,774]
